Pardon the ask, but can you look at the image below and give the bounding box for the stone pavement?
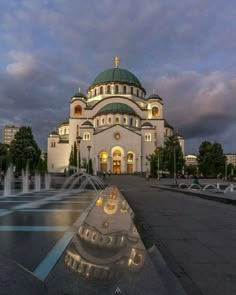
[105,175,236,295]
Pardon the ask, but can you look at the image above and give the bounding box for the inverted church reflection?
[65,186,145,280]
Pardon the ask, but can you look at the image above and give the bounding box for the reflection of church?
[48,57,183,173]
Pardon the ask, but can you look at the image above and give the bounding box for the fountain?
[22,167,29,194]
[3,166,13,197]
[34,173,41,192]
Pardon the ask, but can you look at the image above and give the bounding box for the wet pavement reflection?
[65,186,146,280]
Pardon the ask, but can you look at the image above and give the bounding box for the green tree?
[0,143,10,171]
[184,164,198,176]
[9,127,41,173]
[197,141,226,177]
[162,136,185,176]
[147,147,165,177]
[69,142,78,168]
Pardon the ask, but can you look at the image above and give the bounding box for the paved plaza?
[0,175,236,294]
[106,175,236,295]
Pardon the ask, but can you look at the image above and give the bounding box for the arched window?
[108,117,112,124]
[102,118,105,125]
[74,105,82,115]
[115,85,118,94]
[113,150,121,158]
[130,117,133,126]
[83,132,90,141]
[127,153,134,163]
[131,87,133,94]
[115,117,119,124]
[100,87,103,95]
[152,106,159,117]
[145,133,151,142]
[107,85,111,94]
[123,117,127,124]
[100,151,108,163]
[97,119,99,126]
[123,86,126,94]
[64,128,66,134]
[94,89,97,96]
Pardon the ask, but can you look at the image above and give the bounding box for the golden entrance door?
[113,160,121,174]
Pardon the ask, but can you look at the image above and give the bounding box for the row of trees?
[69,142,93,174]
[148,137,227,178]
[0,127,46,174]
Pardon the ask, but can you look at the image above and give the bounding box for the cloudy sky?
[0,0,236,154]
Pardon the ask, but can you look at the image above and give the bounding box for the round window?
[114,132,120,140]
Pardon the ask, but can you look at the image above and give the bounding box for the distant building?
[3,125,22,145]
[226,154,236,166]
[184,154,197,166]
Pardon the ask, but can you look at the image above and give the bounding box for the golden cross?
[114,56,120,68]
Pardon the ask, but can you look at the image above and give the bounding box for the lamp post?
[76,136,82,173]
[173,137,177,186]
[157,149,160,181]
[87,145,91,174]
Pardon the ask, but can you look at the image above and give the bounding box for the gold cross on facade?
[114,56,120,68]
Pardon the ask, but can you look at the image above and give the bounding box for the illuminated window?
[145,133,151,141]
[152,106,159,117]
[100,151,108,163]
[74,105,82,115]
[113,150,121,157]
[127,153,134,163]
[83,132,90,141]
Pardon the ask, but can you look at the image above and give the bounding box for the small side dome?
[72,91,87,100]
[49,130,59,137]
[164,119,173,129]
[147,93,162,100]
[141,121,153,127]
[58,120,69,127]
[81,120,94,127]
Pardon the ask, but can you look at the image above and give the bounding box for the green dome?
[82,120,93,127]
[141,121,153,127]
[148,93,162,100]
[97,103,137,116]
[72,92,87,99]
[91,68,142,88]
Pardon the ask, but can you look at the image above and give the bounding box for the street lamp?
[87,145,91,174]
[76,136,82,173]
[173,136,177,186]
[157,149,160,181]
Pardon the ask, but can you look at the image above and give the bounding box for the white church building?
[47,57,183,174]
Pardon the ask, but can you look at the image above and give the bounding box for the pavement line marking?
[0,226,73,232]
[34,231,75,280]
[0,210,12,217]
[0,200,28,203]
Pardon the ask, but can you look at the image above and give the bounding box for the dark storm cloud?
[0,0,235,153]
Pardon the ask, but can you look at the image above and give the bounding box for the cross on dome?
[114,56,120,68]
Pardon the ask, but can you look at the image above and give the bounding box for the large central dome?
[91,68,142,88]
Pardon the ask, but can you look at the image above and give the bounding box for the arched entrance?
[100,151,108,172]
[127,152,134,174]
[113,149,121,174]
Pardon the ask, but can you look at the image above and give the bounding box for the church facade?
[47,58,182,173]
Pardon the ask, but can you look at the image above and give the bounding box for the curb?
[152,185,236,205]
[147,245,188,295]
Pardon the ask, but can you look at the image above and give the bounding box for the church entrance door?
[113,160,121,174]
